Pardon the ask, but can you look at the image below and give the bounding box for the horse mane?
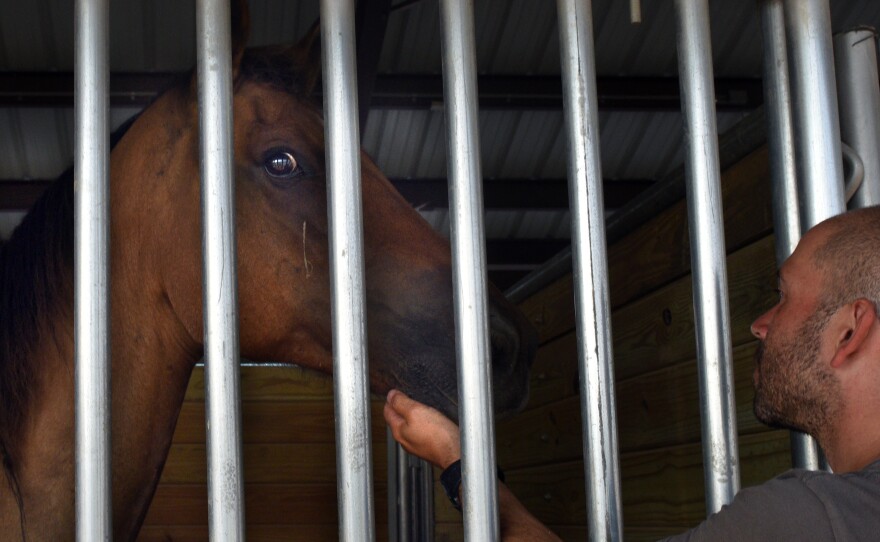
[0,114,140,450]
[0,170,75,446]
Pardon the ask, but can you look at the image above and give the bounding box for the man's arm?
[384,390,562,542]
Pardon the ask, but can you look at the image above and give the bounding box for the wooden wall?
[139,145,789,541]
[435,145,792,540]
[137,366,390,541]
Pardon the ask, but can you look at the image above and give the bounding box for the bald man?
[385,207,880,541]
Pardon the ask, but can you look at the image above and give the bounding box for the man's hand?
[383,389,461,469]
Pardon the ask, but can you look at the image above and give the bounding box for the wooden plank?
[611,234,776,380]
[436,431,791,531]
[520,147,774,343]
[437,520,660,542]
[521,332,581,409]
[618,431,790,535]
[512,234,776,400]
[435,523,464,542]
[142,484,388,526]
[606,146,773,309]
[615,341,762,451]
[159,441,389,484]
[515,233,777,427]
[171,400,388,444]
[185,364,335,402]
[497,341,765,468]
[138,524,390,541]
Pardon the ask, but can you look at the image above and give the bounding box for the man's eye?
[263,151,303,179]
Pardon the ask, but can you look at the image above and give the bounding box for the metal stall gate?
[72,0,877,540]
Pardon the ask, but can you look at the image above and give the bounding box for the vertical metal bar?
[74,0,111,538]
[419,457,435,542]
[387,431,400,542]
[397,446,411,542]
[391,446,433,541]
[319,1,376,540]
[759,0,822,471]
[438,1,499,539]
[674,0,741,514]
[555,1,622,540]
[783,0,846,227]
[835,28,880,209]
[195,0,246,539]
[784,0,847,476]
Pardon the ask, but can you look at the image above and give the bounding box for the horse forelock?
[238,47,319,103]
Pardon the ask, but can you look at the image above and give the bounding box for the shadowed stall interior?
[140,140,786,541]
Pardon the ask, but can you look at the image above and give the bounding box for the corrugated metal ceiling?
[1,0,880,282]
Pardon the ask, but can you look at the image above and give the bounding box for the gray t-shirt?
[661,459,880,541]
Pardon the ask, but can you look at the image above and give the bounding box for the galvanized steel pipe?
[674,0,741,514]
[74,0,112,538]
[783,0,846,227]
[759,0,822,471]
[319,0,376,540]
[419,456,435,542]
[556,0,623,540]
[388,443,433,541]
[397,445,411,542]
[438,0,500,539]
[387,432,400,542]
[835,27,880,209]
[195,0,246,539]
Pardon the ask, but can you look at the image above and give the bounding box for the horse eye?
[263,151,302,179]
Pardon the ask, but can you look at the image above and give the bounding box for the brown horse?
[0,8,536,542]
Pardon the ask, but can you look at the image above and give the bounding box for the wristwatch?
[439,459,506,512]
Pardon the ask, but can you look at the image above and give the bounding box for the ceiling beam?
[372,74,763,111]
[0,177,651,213]
[0,72,763,111]
[355,0,394,130]
[391,177,651,210]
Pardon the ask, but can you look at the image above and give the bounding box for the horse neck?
[2,178,202,541]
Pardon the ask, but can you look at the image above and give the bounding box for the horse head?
[110,5,536,421]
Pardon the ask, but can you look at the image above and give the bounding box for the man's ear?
[830,299,877,368]
[231,0,251,80]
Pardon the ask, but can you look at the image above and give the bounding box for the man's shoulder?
[661,462,880,541]
[774,459,880,493]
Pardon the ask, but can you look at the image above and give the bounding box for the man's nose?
[750,308,773,340]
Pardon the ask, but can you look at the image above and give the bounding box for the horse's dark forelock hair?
[238,46,319,102]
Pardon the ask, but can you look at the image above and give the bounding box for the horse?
[0,5,536,540]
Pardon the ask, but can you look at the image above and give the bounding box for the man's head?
[750,206,880,444]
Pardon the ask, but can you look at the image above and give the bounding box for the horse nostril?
[489,313,520,371]
[490,330,508,367]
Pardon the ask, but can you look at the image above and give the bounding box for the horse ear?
[231,0,251,79]
[291,21,322,97]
